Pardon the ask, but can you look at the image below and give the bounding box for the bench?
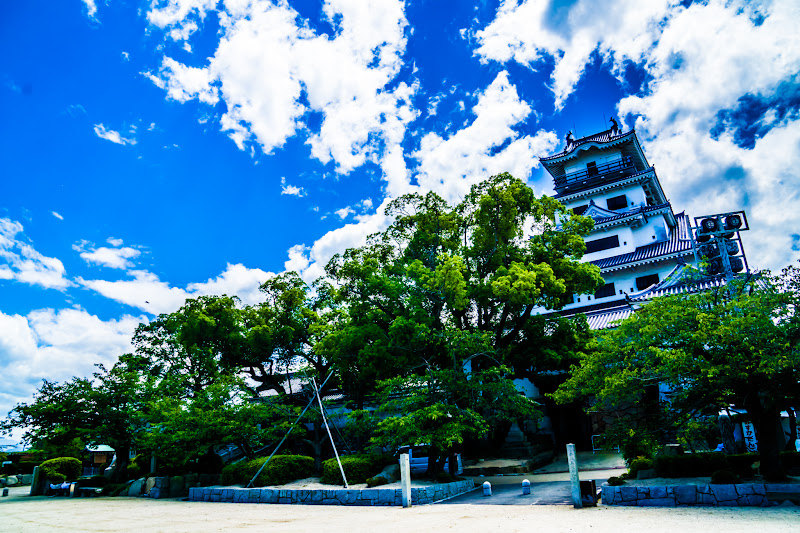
[76,487,103,497]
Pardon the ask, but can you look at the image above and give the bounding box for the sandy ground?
[2,486,798,533]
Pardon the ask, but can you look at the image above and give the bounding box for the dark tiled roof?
[541,128,631,162]
[591,213,693,270]
[585,307,634,329]
[557,298,631,318]
[628,263,726,301]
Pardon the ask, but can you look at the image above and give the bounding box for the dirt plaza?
[1,486,798,533]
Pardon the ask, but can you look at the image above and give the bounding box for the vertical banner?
[742,421,758,452]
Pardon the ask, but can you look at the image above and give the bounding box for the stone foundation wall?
[601,483,800,507]
[188,480,474,506]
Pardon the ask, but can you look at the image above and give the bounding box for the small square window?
[606,195,628,210]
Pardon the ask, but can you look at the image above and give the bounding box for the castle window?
[585,235,620,253]
[594,283,616,299]
[636,274,660,291]
[606,194,628,210]
[571,204,588,215]
[586,161,598,176]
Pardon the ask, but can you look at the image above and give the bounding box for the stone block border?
[601,483,800,507]
[188,480,475,506]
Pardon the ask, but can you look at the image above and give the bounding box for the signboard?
[742,421,758,452]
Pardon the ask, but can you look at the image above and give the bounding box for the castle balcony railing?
[555,156,635,190]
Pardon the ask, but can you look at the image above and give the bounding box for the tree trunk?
[111,446,130,483]
[746,399,786,481]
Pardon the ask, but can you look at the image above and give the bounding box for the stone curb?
[188,480,475,506]
[601,483,800,507]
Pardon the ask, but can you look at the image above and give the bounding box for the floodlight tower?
[691,211,750,282]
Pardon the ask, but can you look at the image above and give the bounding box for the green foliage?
[340,410,380,453]
[606,476,625,486]
[553,268,800,480]
[320,454,393,485]
[220,455,315,487]
[654,453,729,478]
[103,482,130,496]
[126,455,146,480]
[371,367,539,474]
[628,457,654,479]
[76,476,108,488]
[711,470,740,484]
[366,476,389,487]
[46,472,67,483]
[39,457,81,481]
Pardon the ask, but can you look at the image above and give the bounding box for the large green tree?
[1,356,151,480]
[325,173,601,395]
[553,267,800,480]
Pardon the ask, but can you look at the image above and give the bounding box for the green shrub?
[366,476,389,487]
[606,476,625,486]
[711,469,740,484]
[126,455,146,480]
[220,455,315,487]
[628,457,654,479]
[39,457,81,481]
[76,476,108,488]
[654,452,728,478]
[47,472,67,484]
[104,482,130,496]
[781,451,800,469]
[321,454,393,485]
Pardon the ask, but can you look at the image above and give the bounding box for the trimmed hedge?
[40,457,81,481]
[220,455,315,487]
[628,457,654,479]
[321,454,393,485]
[654,452,798,478]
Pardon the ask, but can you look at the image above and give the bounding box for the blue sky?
[2,0,800,434]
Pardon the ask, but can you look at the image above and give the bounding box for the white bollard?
[521,479,531,495]
[400,453,412,508]
[482,481,492,496]
[567,443,582,508]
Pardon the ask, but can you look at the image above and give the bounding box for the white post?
[400,453,411,508]
[567,443,582,508]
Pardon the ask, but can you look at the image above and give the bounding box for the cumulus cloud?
[412,71,559,203]
[73,240,141,270]
[476,0,800,271]
[145,0,415,173]
[78,263,273,315]
[0,308,143,433]
[82,0,98,20]
[334,206,355,220]
[280,177,306,197]
[93,124,137,145]
[0,218,72,290]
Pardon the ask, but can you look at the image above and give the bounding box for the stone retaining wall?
[601,483,800,507]
[188,480,474,506]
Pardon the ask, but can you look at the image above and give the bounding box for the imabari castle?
[521,120,751,452]
[539,120,748,330]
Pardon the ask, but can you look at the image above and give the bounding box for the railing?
[555,156,635,189]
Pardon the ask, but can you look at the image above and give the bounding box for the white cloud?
[82,0,98,20]
[146,0,218,41]
[186,263,273,306]
[476,0,800,271]
[78,263,273,315]
[0,218,72,290]
[334,206,355,220]
[75,244,141,270]
[0,308,143,433]
[280,177,307,197]
[412,71,558,203]
[145,0,415,173]
[51,211,64,220]
[93,124,137,145]
[107,237,124,247]
[475,0,675,110]
[121,51,130,61]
